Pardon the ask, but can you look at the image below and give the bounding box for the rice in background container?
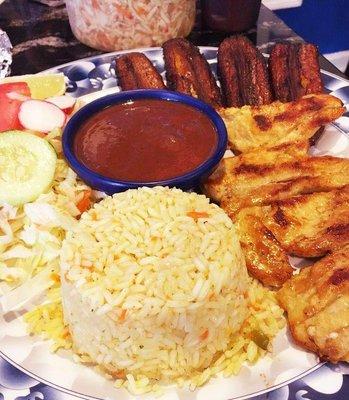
[65,0,196,52]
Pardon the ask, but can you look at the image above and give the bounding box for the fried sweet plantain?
[220,94,345,153]
[115,52,165,90]
[218,36,273,107]
[269,43,323,102]
[278,246,349,362]
[162,38,223,107]
[262,186,349,258]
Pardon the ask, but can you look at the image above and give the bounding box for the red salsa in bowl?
[73,99,218,182]
[62,90,227,193]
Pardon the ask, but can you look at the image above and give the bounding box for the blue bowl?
[62,90,227,194]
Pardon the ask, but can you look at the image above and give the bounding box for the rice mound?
[60,186,250,382]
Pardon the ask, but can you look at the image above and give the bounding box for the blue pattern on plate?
[1,48,349,400]
[0,361,348,400]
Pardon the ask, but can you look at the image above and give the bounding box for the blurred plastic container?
[65,0,196,52]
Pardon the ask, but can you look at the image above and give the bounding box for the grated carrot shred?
[92,0,100,10]
[115,4,132,19]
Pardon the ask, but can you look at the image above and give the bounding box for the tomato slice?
[0,82,30,132]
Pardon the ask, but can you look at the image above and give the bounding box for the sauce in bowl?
[73,99,218,182]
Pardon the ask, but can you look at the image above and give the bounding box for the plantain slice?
[163,38,223,108]
[218,36,273,107]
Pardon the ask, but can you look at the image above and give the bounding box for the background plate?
[1,47,349,400]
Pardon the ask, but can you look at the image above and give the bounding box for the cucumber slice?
[0,131,57,206]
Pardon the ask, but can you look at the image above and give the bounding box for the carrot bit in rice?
[118,309,127,322]
[50,273,61,283]
[186,210,210,220]
[111,369,126,379]
[76,189,92,214]
[200,329,209,341]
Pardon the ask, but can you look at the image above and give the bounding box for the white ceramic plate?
[1,47,349,400]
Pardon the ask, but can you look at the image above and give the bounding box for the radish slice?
[47,95,76,113]
[19,99,66,133]
[6,91,30,102]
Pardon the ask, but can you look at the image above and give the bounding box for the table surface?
[0,1,348,400]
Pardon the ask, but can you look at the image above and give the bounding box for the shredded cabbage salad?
[0,128,92,312]
[65,0,196,51]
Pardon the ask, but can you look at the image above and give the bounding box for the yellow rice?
[25,278,284,394]
[25,187,285,395]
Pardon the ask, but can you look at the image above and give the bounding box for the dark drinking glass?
[201,0,262,33]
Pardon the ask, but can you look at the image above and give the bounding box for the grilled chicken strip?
[278,246,349,362]
[269,43,323,102]
[220,94,344,153]
[115,52,165,90]
[218,36,273,107]
[162,38,223,108]
[204,141,308,204]
[262,186,349,258]
[236,206,293,288]
[204,142,349,219]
